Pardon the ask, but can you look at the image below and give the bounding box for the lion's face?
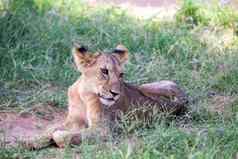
[72,44,128,106]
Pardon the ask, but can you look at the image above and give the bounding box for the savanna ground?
[1,0,238,158]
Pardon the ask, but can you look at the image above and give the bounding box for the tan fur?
[23,44,188,149]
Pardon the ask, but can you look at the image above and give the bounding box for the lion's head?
[72,43,128,106]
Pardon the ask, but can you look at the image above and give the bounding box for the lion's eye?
[119,73,124,78]
[101,68,109,75]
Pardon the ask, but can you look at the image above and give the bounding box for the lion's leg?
[20,123,62,149]
[139,80,186,98]
[21,85,86,149]
[64,84,89,130]
[52,125,110,148]
[64,105,87,130]
[51,93,110,148]
[22,114,86,149]
[138,80,188,113]
[51,120,110,148]
[52,107,87,148]
[27,107,86,149]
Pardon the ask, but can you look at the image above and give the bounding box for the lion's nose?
[110,90,119,97]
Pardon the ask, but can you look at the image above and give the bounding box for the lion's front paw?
[52,130,81,148]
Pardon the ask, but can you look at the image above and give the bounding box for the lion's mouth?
[98,95,114,101]
[98,94,118,106]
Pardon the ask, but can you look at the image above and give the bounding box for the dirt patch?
[0,103,66,147]
[88,0,179,19]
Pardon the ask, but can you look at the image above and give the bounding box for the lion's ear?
[112,44,129,64]
[72,43,99,71]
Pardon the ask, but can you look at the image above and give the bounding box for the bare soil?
[0,103,66,147]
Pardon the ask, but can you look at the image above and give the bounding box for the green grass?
[1,0,238,158]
